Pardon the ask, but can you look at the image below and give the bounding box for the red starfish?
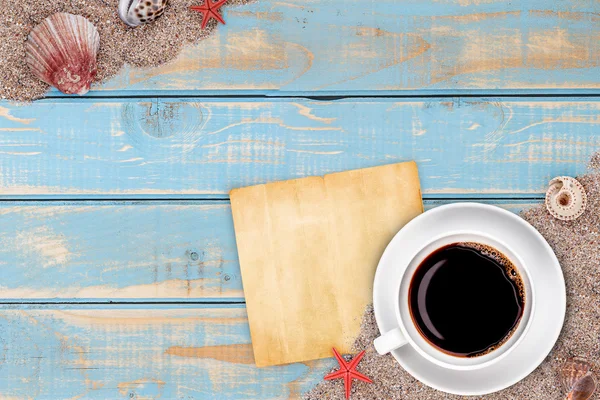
[190,0,227,30]
[324,348,372,399]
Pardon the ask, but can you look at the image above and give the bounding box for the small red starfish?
[190,0,227,30]
[324,348,372,399]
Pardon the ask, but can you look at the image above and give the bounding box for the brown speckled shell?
[566,375,596,400]
[545,177,587,221]
[561,358,596,400]
[118,0,168,27]
[25,13,99,95]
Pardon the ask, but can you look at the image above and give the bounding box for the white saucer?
[373,203,566,395]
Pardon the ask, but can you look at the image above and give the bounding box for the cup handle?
[374,328,408,355]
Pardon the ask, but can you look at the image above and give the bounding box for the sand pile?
[305,162,600,400]
[0,0,249,101]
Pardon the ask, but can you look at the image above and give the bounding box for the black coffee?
[408,242,524,358]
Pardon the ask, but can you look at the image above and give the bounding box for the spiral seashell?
[561,357,596,400]
[545,176,587,221]
[25,13,99,95]
[119,0,168,27]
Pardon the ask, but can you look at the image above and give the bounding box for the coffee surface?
[408,242,524,357]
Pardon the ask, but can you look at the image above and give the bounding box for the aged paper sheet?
[230,161,423,367]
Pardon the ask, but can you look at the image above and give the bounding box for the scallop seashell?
[119,0,168,27]
[562,358,593,390]
[561,358,596,400]
[25,13,99,95]
[545,176,587,221]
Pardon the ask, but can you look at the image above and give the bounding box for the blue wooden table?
[1,1,599,398]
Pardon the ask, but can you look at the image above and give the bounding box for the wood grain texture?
[0,201,239,300]
[0,306,335,399]
[0,200,534,300]
[91,0,600,93]
[3,1,598,397]
[0,98,599,197]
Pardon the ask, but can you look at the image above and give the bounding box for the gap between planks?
[0,195,545,202]
[0,300,246,307]
[40,90,600,100]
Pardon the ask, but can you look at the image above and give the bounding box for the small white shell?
[26,13,100,95]
[545,176,587,221]
[119,0,168,27]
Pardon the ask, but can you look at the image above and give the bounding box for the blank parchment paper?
[230,161,423,367]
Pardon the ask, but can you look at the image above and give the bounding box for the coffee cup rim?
[392,230,536,371]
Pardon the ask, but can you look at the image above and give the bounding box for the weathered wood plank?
[0,202,238,300]
[0,98,598,197]
[0,200,536,300]
[0,306,334,399]
[93,0,600,93]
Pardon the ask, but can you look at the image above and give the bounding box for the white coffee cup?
[373,231,535,371]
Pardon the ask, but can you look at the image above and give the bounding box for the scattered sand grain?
[0,0,250,102]
[305,159,600,400]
